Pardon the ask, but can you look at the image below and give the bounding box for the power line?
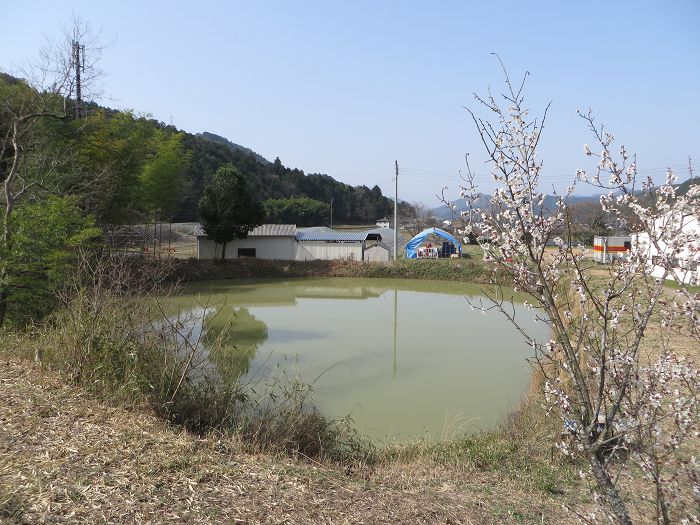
[396,164,695,182]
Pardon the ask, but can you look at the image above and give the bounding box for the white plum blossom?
[455,69,700,524]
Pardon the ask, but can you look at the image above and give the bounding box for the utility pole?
[330,197,333,229]
[689,156,695,182]
[72,39,85,119]
[394,160,399,261]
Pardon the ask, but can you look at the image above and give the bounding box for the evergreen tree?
[198,164,265,261]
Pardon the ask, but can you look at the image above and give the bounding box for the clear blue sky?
[2,1,698,206]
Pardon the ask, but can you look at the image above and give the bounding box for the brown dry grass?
[0,357,585,525]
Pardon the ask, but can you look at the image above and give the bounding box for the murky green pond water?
[171,278,548,442]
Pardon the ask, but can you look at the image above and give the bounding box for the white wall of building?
[198,236,388,262]
[197,237,295,260]
[632,212,700,284]
[364,244,390,262]
[294,242,363,261]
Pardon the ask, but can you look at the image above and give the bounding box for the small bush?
[236,376,374,463]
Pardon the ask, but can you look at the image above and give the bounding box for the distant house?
[633,210,700,284]
[196,224,383,261]
[375,217,391,229]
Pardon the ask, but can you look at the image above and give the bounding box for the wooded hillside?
[0,73,411,227]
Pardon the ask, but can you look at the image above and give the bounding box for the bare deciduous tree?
[401,201,436,236]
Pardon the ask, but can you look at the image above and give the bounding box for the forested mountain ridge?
[0,73,409,226]
[196,131,271,165]
[178,129,411,224]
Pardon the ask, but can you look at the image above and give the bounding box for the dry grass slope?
[0,359,577,525]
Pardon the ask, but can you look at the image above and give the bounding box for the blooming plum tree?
[455,57,700,524]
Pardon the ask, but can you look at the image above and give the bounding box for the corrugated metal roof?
[296,229,382,242]
[250,224,297,236]
[195,224,297,237]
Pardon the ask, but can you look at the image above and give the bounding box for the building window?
[238,248,256,258]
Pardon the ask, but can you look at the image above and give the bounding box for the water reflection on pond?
[170,278,548,441]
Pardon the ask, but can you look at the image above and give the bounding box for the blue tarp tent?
[405,227,462,258]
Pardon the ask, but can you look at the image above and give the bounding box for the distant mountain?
[0,71,411,225]
[0,72,23,85]
[430,193,601,220]
[196,132,271,165]
[430,195,491,220]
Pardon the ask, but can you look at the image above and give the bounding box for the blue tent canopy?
[405,227,462,258]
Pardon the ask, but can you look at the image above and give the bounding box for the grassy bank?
[0,357,582,524]
[1,253,374,466]
[172,256,496,284]
[379,389,580,496]
[2,317,373,467]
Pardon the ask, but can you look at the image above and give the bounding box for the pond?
[170,277,549,442]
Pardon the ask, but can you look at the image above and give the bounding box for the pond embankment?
[171,256,496,284]
[0,357,577,524]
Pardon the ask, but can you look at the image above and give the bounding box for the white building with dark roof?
[196,224,384,261]
[196,224,298,260]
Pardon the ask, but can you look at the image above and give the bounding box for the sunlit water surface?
[171,278,548,442]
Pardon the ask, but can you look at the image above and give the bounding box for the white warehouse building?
[196,224,297,260]
[633,209,700,285]
[196,224,385,261]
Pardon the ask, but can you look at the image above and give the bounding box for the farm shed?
[196,225,384,261]
[196,224,297,260]
[364,242,391,262]
[593,236,631,264]
[294,228,382,261]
